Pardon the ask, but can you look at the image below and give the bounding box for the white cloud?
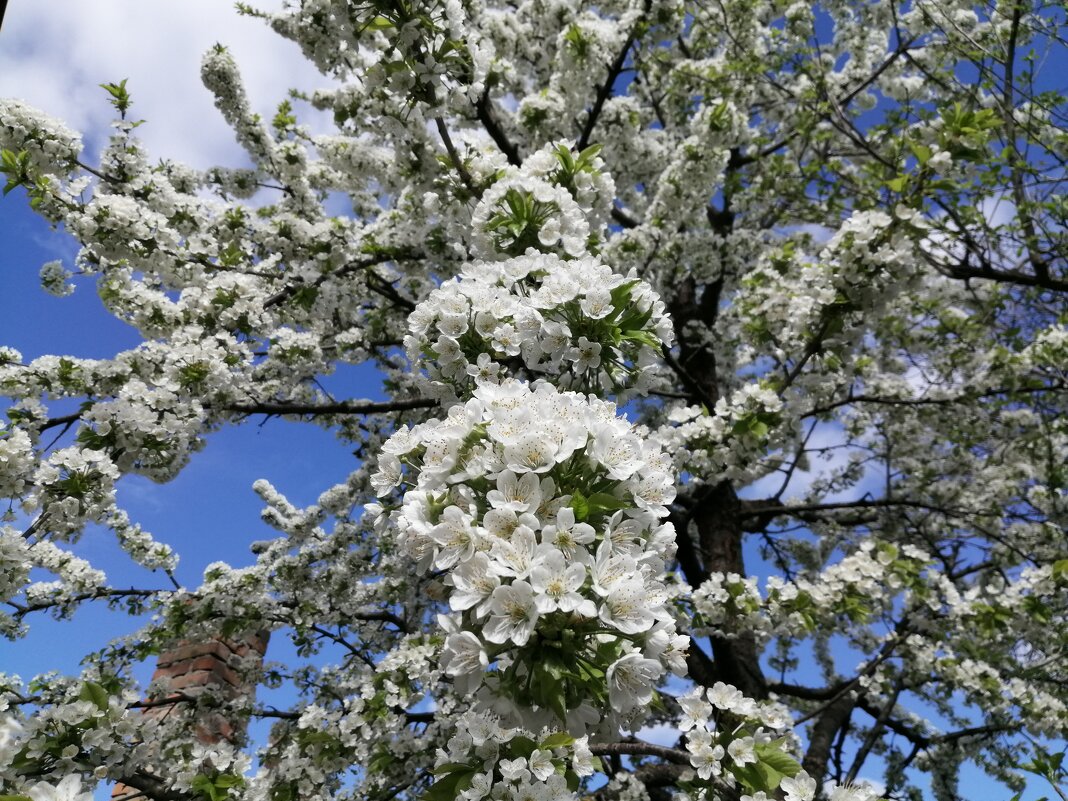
[0,0,330,168]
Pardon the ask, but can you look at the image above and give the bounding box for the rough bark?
[802,694,855,793]
[669,270,768,700]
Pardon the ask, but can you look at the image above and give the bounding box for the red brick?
[156,639,233,668]
[113,631,271,799]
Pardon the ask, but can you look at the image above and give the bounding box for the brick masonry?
[110,631,269,800]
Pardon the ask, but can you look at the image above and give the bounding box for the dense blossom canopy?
[0,1,1065,801]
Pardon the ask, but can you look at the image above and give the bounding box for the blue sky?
[0,0,359,685]
[0,183,367,667]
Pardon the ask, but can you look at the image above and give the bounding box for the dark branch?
[264,250,418,308]
[435,117,481,198]
[740,498,997,520]
[576,9,645,151]
[8,587,165,619]
[475,90,522,166]
[221,398,438,418]
[589,741,690,764]
[942,260,1068,293]
[806,382,1065,415]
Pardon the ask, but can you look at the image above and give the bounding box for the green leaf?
[433,762,474,776]
[730,763,764,792]
[564,770,581,792]
[886,175,907,192]
[367,744,395,771]
[79,680,110,710]
[540,732,576,749]
[546,682,568,722]
[455,773,476,797]
[99,78,133,116]
[423,768,475,801]
[191,775,219,801]
[0,149,31,196]
[506,736,538,759]
[620,329,662,349]
[575,143,603,169]
[570,490,589,521]
[755,742,802,778]
[292,285,319,310]
[1051,559,1068,582]
[191,773,244,801]
[908,141,933,165]
[754,761,784,790]
[587,492,630,514]
[609,279,640,310]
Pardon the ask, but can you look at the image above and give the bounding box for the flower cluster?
[0,678,141,794]
[692,542,931,643]
[472,177,590,259]
[690,572,766,641]
[270,0,493,107]
[0,420,35,498]
[470,143,617,259]
[678,682,809,799]
[372,379,684,728]
[78,382,206,482]
[22,774,94,801]
[602,771,651,801]
[549,14,638,120]
[39,260,76,298]
[430,712,595,801]
[654,383,784,482]
[28,447,120,537]
[405,252,673,402]
[0,529,31,613]
[0,99,83,176]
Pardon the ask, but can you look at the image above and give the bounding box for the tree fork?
[801,694,855,790]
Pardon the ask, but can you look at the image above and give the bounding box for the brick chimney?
[111,631,269,800]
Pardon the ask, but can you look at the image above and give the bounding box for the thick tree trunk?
[668,273,768,700]
[694,484,768,700]
[802,695,855,793]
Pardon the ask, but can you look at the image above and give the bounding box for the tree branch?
[475,90,521,166]
[221,398,438,418]
[576,8,646,151]
[435,117,481,198]
[7,587,165,619]
[740,497,997,520]
[806,382,1066,415]
[264,250,419,308]
[589,741,690,764]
